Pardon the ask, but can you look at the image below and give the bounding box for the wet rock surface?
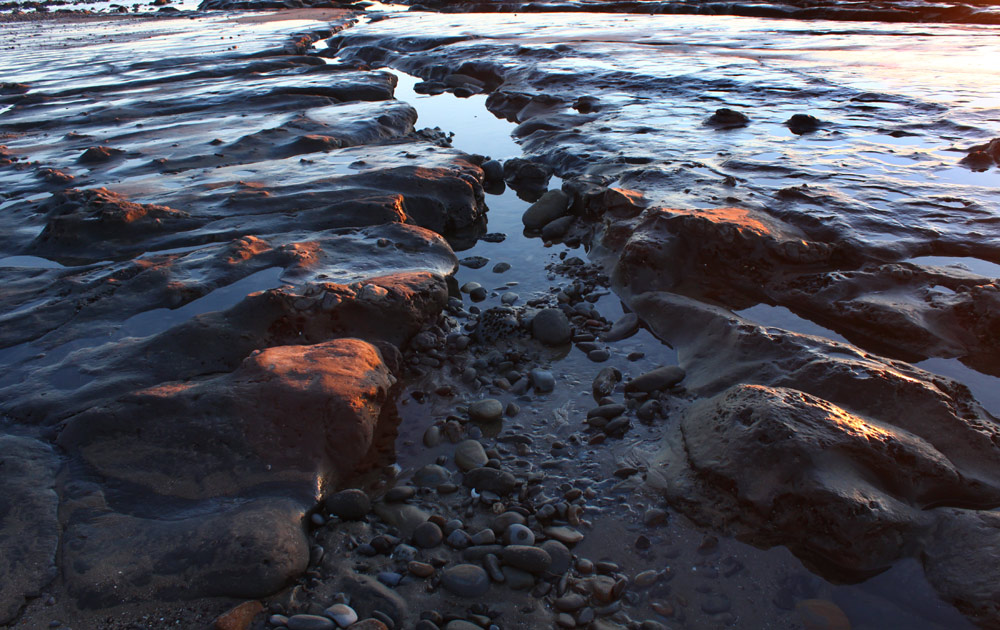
[1,3,999,630]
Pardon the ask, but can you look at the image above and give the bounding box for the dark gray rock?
[412,521,444,549]
[463,467,518,495]
[522,190,569,229]
[440,564,490,598]
[603,313,639,342]
[501,545,552,573]
[532,308,572,346]
[469,399,504,423]
[325,489,371,521]
[625,366,685,393]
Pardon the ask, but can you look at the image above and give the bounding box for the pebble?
[531,308,572,346]
[502,565,536,590]
[554,593,587,612]
[444,622,482,630]
[412,464,451,487]
[422,425,442,447]
[542,214,575,240]
[415,621,439,630]
[385,486,416,502]
[522,189,569,229]
[500,291,519,304]
[463,467,517,494]
[324,604,358,628]
[324,489,370,520]
[470,528,496,545]
[484,553,505,582]
[492,511,527,534]
[637,399,660,421]
[460,281,482,293]
[502,545,552,573]
[440,564,491,597]
[504,523,535,545]
[587,349,610,362]
[454,439,489,471]
[447,529,472,549]
[269,614,290,627]
[470,287,488,301]
[493,262,511,273]
[540,540,572,574]
[643,508,667,527]
[635,570,659,587]
[592,367,621,401]
[588,404,626,419]
[469,399,504,423]
[349,621,388,630]
[213,601,263,630]
[530,368,555,393]
[287,615,336,630]
[377,571,402,587]
[625,366,685,393]
[459,256,489,269]
[556,613,576,628]
[545,526,584,545]
[408,561,435,577]
[411,521,443,548]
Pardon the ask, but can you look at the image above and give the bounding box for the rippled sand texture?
[332,12,1000,625]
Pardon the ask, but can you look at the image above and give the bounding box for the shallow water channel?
[359,45,976,629]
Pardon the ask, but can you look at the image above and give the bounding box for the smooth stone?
[501,292,519,305]
[287,615,336,630]
[440,564,490,598]
[530,369,556,393]
[377,571,402,587]
[470,528,496,545]
[587,404,626,419]
[469,287,488,302]
[349,621,388,630]
[492,512,527,534]
[795,599,850,630]
[544,526,584,546]
[493,262,511,273]
[542,215,575,240]
[501,565,536,590]
[408,561,435,578]
[624,366,685,393]
[502,545,552,573]
[324,604,358,628]
[540,540,572,574]
[392,543,417,560]
[459,256,489,269]
[557,613,576,628]
[462,544,504,562]
[504,523,535,546]
[325,489,370,521]
[463,467,517,495]
[554,593,587,612]
[412,521,444,548]
[372,503,429,538]
[522,189,569,229]
[484,553,505,582]
[422,426,442,448]
[587,349,610,362]
[635,570,659,587]
[214,601,264,630]
[444,622,482,630]
[531,309,572,346]
[460,281,482,293]
[447,529,472,549]
[604,313,639,342]
[592,366,622,401]
[454,440,489,472]
[469,399,504,423]
[384,486,416,503]
[412,464,451,487]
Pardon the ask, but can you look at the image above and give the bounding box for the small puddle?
[0,255,66,269]
[906,255,1000,279]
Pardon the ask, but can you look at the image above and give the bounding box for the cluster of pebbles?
[237,245,708,630]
